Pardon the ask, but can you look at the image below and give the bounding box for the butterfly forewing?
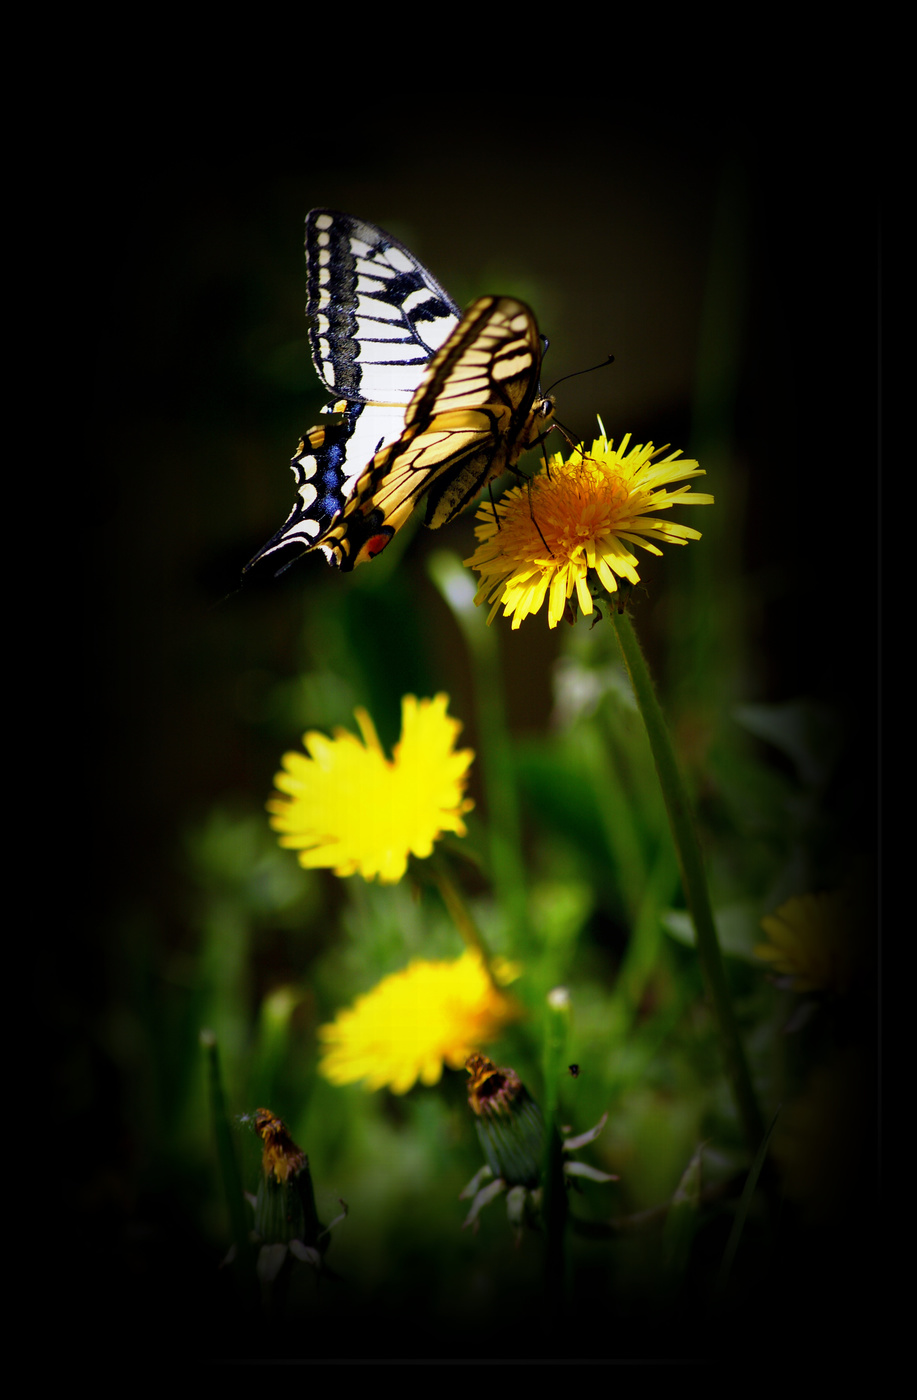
[307,211,460,406]
[322,297,553,570]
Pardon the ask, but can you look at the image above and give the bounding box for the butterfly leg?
[504,463,554,559]
[484,480,499,529]
[525,471,553,557]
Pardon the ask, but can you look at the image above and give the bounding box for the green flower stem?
[716,1102,781,1296]
[610,608,765,1154]
[428,852,502,996]
[541,989,570,1318]
[201,1030,257,1288]
[541,987,569,1129]
[427,552,531,944]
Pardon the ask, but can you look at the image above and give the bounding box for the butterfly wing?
[321,296,554,571]
[246,210,461,570]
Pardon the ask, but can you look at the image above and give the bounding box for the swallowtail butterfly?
[247,210,555,573]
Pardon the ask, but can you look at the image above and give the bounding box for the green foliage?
[94,177,874,1362]
[119,532,869,1358]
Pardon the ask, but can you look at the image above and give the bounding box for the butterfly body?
[248,211,552,573]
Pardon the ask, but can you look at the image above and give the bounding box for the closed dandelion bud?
[253,1109,323,1253]
[465,1053,545,1188]
[460,1056,614,1233]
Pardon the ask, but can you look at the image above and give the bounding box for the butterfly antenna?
[545,353,615,397]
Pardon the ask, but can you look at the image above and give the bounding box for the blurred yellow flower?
[465,421,713,629]
[755,891,856,995]
[318,952,521,1094]
[268,694,473,884]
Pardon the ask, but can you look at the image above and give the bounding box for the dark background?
[70,104,879,1361]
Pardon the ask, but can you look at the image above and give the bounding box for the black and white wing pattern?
[246,210,459,572]
[247,210,553,573]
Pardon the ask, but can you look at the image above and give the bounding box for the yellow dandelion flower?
[318,952,521,1094]
[754,891,857,995]
[268,694,473,884]
[464,420,713,629]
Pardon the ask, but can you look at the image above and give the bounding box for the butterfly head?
[535,393,555,425]
[520,392,556,453]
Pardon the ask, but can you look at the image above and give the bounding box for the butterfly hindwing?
[247,213,552,574]
[246,400,361,562]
